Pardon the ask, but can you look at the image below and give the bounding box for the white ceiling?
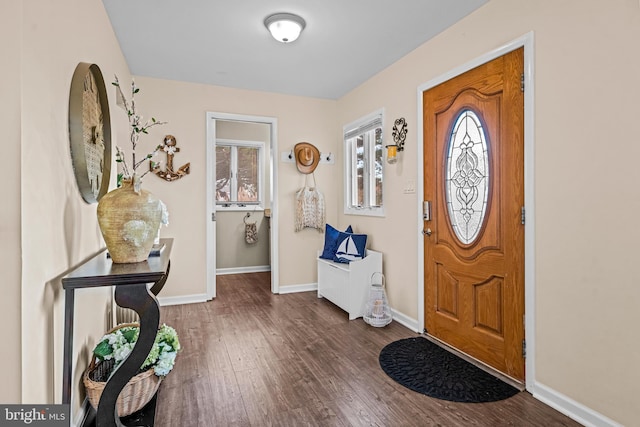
[102,0,488,100]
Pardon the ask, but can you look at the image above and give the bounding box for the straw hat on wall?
[294,142,320,174]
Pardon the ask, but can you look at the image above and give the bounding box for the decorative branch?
[112,76,167,190]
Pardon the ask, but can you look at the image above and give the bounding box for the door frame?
[206,112,279,298]
[416,32,535,390]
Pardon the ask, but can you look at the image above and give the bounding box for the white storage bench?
[317,249,382,320]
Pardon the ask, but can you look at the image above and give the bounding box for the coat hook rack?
[319,152,334,164]
[281,150,334,164]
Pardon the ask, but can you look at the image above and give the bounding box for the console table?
[61,238,172,427]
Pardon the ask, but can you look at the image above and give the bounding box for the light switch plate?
[404,179,416,194]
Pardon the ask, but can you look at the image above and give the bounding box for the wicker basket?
[83,323,162,417]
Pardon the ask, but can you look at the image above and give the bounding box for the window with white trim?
[343,110,384,216]
[216,139,264,210]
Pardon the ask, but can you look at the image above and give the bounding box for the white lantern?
[364,272,392,327]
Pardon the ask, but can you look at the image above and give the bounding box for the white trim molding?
[206,112,279,298]
[157,293,209,306]
[216,265,271,276]
[532,383,624,427]
[74,398,91,427]
[278,283,317,294]
[390,309,420,333]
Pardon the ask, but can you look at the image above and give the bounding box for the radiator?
[115,305,139,324]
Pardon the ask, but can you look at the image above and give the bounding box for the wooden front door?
[423,48,525,381]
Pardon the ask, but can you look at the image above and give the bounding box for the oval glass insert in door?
[445,109,489,245]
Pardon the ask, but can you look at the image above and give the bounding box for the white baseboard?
[390,308,420,332]
[157,293,210,306]
[74,398,90,427]
[532,382,623,427]
[384,308,620,427]
[216,265,271,275]
[385,310,621,427]
[278,282,317,294]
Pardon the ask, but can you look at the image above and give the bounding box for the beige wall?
[0,0,23,403]
[338,0,640,425]
[18,0,132,417]
[216,212,270,269]
[131,76,338,297]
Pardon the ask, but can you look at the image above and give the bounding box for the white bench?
[317,249,383,320]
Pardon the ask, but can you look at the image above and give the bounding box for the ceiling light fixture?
[264,13,306,43]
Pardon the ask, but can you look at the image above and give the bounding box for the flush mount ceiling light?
[264,13,306,43]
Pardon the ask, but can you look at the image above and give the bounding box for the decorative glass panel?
[445,109,489,244]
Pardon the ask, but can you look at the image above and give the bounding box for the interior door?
[423,48,525,381]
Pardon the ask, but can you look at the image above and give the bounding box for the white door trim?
[416,32,535,390]
[205,112,279,298]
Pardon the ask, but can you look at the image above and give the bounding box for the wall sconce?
[264,13,306,43]
[387,117,408,164]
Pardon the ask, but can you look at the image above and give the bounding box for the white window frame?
[343,109,385,217]
[215,138,264,211]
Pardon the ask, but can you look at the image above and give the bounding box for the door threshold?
[424,334,525,391]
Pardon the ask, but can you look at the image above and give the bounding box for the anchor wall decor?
[150,135,190,182]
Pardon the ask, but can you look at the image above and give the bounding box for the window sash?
[215,140,263,208]
[344,110,384,216]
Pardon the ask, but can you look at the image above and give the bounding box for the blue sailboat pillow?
[320,224,353,260]
[333,231,367,263]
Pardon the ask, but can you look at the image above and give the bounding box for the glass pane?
[236,147,259,202]
[216,146,231,202]
[445,109,489,244]
[373,127,383,206]
[355,135,365,207]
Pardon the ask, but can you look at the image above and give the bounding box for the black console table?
[62,238,173,427]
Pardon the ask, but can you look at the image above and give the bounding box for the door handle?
[423,228,432,236]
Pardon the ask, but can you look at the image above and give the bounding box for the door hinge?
[521,206,525,225]
[522,339,527,358]
[211,212,216,221]
[520,73,525,92]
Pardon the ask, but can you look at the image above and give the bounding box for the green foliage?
[93,340,112,361]
[91,324,181,377]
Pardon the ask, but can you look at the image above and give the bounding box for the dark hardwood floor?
[155,272,580,426]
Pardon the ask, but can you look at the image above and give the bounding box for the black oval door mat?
[379,337,520,403]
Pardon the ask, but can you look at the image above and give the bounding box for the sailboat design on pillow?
[334,233,367,263]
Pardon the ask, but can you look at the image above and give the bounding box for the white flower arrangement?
[112,76,167,192]
[92,323,180,377]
